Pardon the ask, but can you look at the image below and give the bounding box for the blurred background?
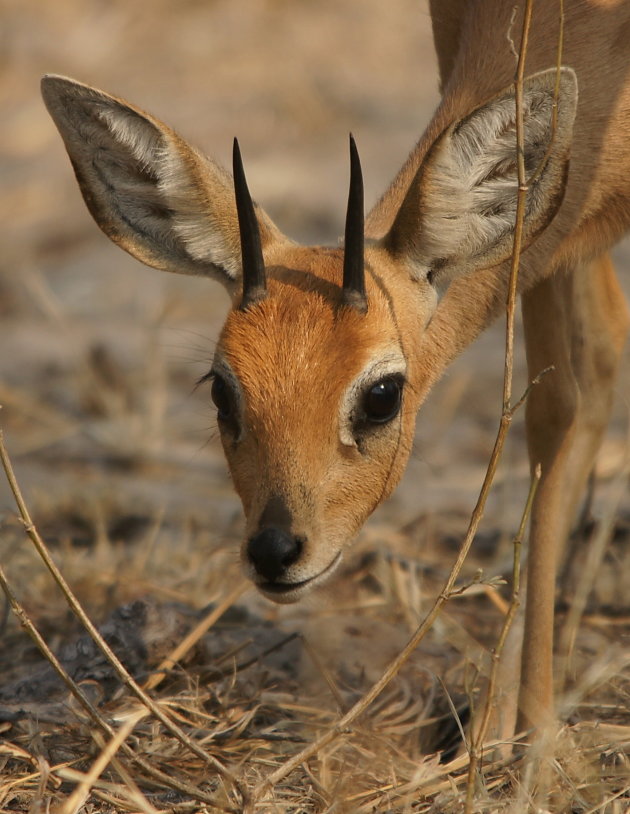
[1,0,628,622]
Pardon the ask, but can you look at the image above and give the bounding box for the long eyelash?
[195,369,215,391]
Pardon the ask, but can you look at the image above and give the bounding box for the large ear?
[41,75,283,289]
[384,68,577,289]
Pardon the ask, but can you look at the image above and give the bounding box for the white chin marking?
[257,552,343,604]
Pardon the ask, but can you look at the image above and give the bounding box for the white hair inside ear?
[385,68,578,290]
[40,74,285,289]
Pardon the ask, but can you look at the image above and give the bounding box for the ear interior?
[385,68,578,287]
[41,75,279,286]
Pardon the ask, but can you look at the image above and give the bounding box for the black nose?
[247,527,303,582]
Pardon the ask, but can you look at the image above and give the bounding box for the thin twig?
[527,0,565,188]
[234,631,300,674]
[0,541,242,805]
[252,338,540,799]
[502,0,533,415]
[465,2,534,807]
[463,0,571,804]
[250,5,553,788]
[509,365,554,416]
[0,563,113,729]
[464,464,541,812]
[0,428,245,810]
[301,636,347,713]
[0,563,234,808]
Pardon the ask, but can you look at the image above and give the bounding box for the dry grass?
[1,458,629,812]
[1,397,629,811]
[1,0,630,811]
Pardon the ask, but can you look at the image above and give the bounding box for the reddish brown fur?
[41,0,630,748]
[414,0,630,735]
[218,245,430,585]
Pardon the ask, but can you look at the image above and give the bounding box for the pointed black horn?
[233,138,267,309]
[342,134,367,312]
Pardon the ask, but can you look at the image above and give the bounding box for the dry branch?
[0,428,244,812]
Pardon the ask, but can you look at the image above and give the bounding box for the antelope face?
[42,71,575,602]
[210,246,433,601]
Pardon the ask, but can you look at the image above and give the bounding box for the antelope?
[41,0,630,737]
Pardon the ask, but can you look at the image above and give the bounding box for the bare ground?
[1,1,629,811]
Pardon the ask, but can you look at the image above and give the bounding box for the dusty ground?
[1,1,629,811]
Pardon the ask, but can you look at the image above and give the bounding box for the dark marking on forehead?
[269,265,342,301]
[365,260,402,341]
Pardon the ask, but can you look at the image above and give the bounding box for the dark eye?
[362,376,403,424]
[210,373,233,421]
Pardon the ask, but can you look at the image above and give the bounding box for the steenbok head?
[41,69,576,602]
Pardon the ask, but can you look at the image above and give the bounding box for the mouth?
[256,551,343,603]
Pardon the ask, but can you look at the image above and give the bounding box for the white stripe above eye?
[338,350,407,447]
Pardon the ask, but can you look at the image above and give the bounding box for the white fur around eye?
[339,351,407,447]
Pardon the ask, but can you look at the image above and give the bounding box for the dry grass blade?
[143,579,249,691]
[57,709,149,814]
[91,730,162,814]
[582,785,630,814]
